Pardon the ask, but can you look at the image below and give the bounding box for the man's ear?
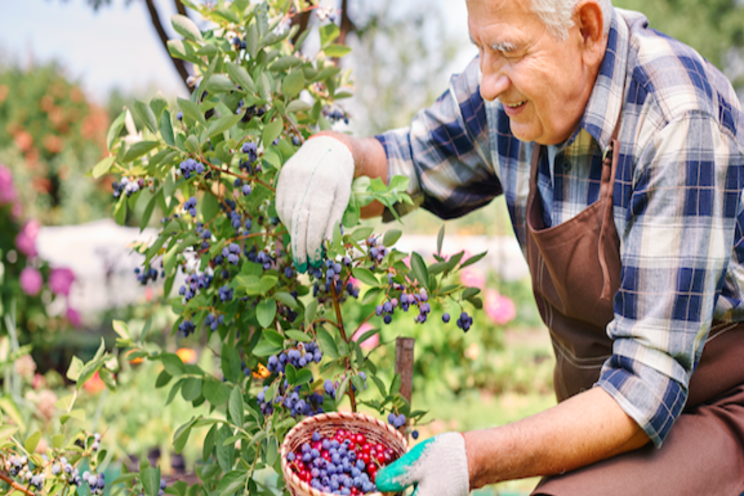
[575,0,606,66]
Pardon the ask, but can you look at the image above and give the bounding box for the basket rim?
[280,411,407,496]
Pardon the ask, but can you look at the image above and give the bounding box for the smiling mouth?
[504,100,527,108]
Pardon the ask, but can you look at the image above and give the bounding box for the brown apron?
[524,126,744,494]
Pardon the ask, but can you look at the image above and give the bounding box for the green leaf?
[270,56,303,71]
[263,330,284,347]
[91,156,116,179]
[141,466,161,496]
[252,339,282,357]
[160,111,175,146]
[246,22,259,58]
[286,100,312,113]
[259,274,279,294]
[383,229,402,247]
[460,251,488,269]
[410,252,429,289]
[150,94,168,119]
[106,110,127,150]
[66,356,84,382]
[201,192,220,222]
[99,367,117,392]
[427,262,449,275]
[114,195,127,225]
[181,377,202,401]
[315,327,338,360]
[155,369,172,388]
[122,141,159,162]
[285,330,311,342]
[305,299,318,326]
[218,471,247,496]
[282,70,305,98]
[112,320,130,339]
[336,376,350,404]
[461,287,481,300]
[274,292,298,311]
[295,368,313,386]
[229,387,244,427]
[177,97,207,128]
[172,14,203,42]
[203,379,231,406]
[161,353,186,376]
[262,118,284,147]
[437,225,445,255]
[173,425,192,454]
[135,100,158,134]
[256,299,277,328]
[221,345,242,383]
[208,113,243,137]
[24,430,42,453]
[362,287,383,305]
[203,424,217,462]
[389,373,402,396]
[140,189,161,232]
[324,44,352,58]
[205,74,236,93]
[352,267,379,287]
[319,23,340,46]
[216,424,235,472]
[350,226,374,242]
[226,63,256,94]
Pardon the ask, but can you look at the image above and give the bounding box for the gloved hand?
[376,432,470,496]
[275,135,355,272]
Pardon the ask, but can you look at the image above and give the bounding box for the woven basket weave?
[281,412,408,496]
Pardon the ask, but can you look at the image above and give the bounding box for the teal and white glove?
[275,135,354,272]
[376,433,470,496]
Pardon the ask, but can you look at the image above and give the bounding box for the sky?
[0,0,471,104]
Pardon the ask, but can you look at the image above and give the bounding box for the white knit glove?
[275,136,354,272]
[376,432,470,496]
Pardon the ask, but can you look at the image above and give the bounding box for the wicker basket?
[281,412,408,496]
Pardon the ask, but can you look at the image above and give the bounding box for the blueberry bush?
[2,1,486,495]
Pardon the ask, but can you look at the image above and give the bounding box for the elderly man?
[276,0,744,493]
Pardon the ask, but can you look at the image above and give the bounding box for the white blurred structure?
[36,220,530,314]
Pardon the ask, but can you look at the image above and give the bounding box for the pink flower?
[460,268,486,290]
[16,220,40,259]
[484,289,516,325]
[0,164,17,204]
[49,267,75,296]
[20,267,43,295]
[66,307,82,328]
[352,322,379,350]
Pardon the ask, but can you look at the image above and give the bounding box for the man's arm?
[464,387,649,486]
[316,131,388,218]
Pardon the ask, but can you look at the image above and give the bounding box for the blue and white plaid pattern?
[376,8,744,447]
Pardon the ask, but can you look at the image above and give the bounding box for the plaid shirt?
[376,8,744,447]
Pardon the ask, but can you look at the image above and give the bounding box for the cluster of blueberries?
[257,342,325,417]
[178,158,205,179]
[287,430,390,495]
[307,257,360,302]
[324,108,349,125]
[178,319,196,338]
[218,284,234,302]
[183,196,198,217]
[241,141,259,163]
[50,456,82,487]
[232,36,248,50]
[233,177,253,197]
[247,247,275,271]
[373,288,432,325]
[365,236,388,266]
[112,177,145,199]
[204,312,225,331]
[387,412,407,428]
[5,454,45,490]
[178,271,214,303]
[455,312,474,332]
[134,267,160,286]
[82,470,106,496]
[221,243,242,265]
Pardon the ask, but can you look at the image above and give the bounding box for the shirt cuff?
[597,354,687,448]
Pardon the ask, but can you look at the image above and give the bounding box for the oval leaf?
[262,118,283,147]
[172,14,203,42]
[256,299,277,328]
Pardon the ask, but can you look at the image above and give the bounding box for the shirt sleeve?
[597,111,744,447]
[374,56,501,220]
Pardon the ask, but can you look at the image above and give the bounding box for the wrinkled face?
[467,0,597,145]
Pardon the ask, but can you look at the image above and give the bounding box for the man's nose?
[479,54,510,102]
[480,71,510,102]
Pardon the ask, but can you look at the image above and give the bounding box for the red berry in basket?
[361,443,371,454]
[355,433,365,444]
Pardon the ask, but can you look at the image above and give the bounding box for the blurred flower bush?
[0,61,111,225]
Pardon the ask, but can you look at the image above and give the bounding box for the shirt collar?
[562,9,630,153]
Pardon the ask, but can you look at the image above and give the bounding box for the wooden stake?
[395,337,415,404]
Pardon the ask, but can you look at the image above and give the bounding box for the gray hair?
[531,0,613,40]
[467,0,613,41]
